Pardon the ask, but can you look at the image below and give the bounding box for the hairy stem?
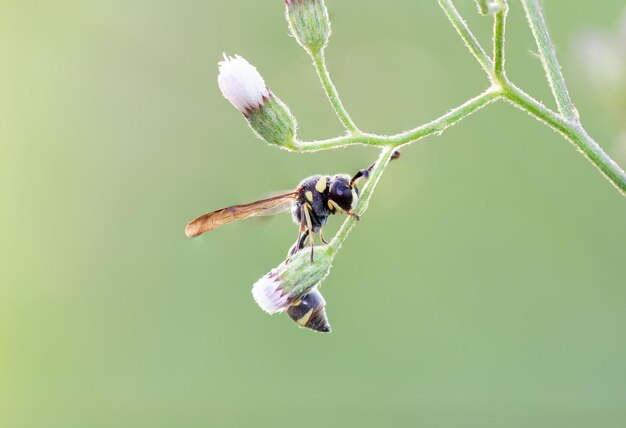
[295,88,501,152]
[493,1,508,81]
[503,82,626,194]
[329,146,396,252]
[438,0,494,80]
[520,0,578,122]
[474,0,489,15]
[311,50,360,134]
[392,88,501,146]
[295,133,384,152]
[438,0,625,197]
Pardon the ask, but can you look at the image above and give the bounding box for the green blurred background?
[3,1,626,427]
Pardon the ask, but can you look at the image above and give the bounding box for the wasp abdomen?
[286,289,331,333]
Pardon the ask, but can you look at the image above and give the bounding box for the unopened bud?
[475,0,504,15]
[218,54,297,150]
[285,0,331,54]
[251,246,333,332]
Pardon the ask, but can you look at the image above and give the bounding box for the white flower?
[251,271,291,314]
[251,245,333,315]
[218,54,270,113]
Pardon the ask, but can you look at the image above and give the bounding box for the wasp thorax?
[286,289,331,333]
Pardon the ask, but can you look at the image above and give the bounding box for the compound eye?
[329,180,353,211]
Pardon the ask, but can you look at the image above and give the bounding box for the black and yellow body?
[185,151,400,262]
[289,174,360,260]
[286,289,330,333]
[185,151,400,332]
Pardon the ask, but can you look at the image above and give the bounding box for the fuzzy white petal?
[252,274,290,314]
[218,54,270,113]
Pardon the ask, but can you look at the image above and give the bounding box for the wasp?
[184,151,400,262]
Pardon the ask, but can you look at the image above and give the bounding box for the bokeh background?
[3,1,626,427]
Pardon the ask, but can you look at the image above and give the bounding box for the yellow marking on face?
[297,309,313,326]
[305,191,314,202]
[328,199,344,213]
[315,177,327,193]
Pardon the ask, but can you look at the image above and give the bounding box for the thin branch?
[295,88,501,152]
[438,0,494,80]
[392,87,501,146]
[493,1,508,81]
[520,0,578,122]
[310,50,360,134]
[474,0,489,15]
[295,133,384,152]
[502,82,626,195]
[330,146,396,252]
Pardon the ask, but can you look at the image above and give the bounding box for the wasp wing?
[185,191,298,238]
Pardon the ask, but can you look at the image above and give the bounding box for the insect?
[286,290,329,332]
[184,151,400,261]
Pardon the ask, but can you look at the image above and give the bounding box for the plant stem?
[520,0,578,122]
[329,146,396,253]
[295,88,501,152]
[297,1,626,197]
[311,49,360,134]
[295,133,384,152]
[391,88,501,146]
[474,0,489,15]
[438,0,494,80]
[438,0,626,197]
[503,82,626,195]
[493,1,508,81]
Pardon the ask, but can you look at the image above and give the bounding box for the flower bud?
[475,0,504,15]
[285,0,331,54]
[252,246,333,332]
[218,54,297,150]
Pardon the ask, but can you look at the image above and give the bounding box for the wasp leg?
[347,209,360,221]
[287,206,309,261]
[288,230,309,259]
[349,150,401,188]
[303,204,316,262]
[329,199,360,221]
[319,228,329,245]
[308,232,315,262]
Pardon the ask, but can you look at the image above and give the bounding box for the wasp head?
[329,175,357,213]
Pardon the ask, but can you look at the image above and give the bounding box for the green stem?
[503,82,626,195]
[391,88,501,146]
[474,0,489,15]
[311,49,360,134]
[295,88,501,152]
[493,1,508,81]
[438,0,494,80]
[295,133,384,152]
[520,0,578,122]
[296,0,625,201]
[329,146,396,253]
